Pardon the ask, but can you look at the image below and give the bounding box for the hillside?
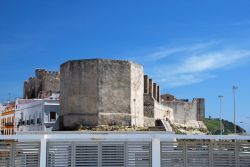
[205,118,246,135]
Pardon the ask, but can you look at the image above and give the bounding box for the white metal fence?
[0,132,250,167]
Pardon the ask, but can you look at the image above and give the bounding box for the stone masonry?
[143,75,174,127]
[22,59,206,132]
[60,59,144,129]
[23,69,60,99]
[161,94,205,128]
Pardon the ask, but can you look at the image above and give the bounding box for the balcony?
[5,122,14,126]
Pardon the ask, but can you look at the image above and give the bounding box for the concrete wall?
[60,59,144,129]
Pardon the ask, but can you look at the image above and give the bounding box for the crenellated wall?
[144,75,160,102]
[143,75,174,127]
[23,69,60,99]
[20,59,206,132]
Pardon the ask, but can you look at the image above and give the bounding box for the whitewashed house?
[14,98,60,133]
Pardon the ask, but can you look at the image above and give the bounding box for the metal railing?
[0,132,250,167]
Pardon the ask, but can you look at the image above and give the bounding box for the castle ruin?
[23,69,60,99]
[23,59,206,132]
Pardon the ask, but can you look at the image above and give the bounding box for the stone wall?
[130,62,144,126]
[143,75,174,127]
[60,59,144,129]
[143,94,174,127]
[195,98,205,122]
[23,69,60,99]
[161,95,205,128]
[144,75,160,102]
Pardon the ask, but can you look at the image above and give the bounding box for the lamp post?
[218,95,223,135]
[232,85,238,134]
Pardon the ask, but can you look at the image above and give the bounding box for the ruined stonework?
[144,94,174,127]
[161,94,205,128]
[21,59,207,132]
[195,98,205,122]
[60,59,144,129]
[23,69,60,99]
[143,75,174,127]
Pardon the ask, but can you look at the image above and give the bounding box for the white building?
[14,98,60,133]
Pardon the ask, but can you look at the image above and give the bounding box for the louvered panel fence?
[161,141,184,167]
[161,140,250,167]
[127,142,151,167]
[47,142,73,167]
[212,142,236,167]
[0,141,40,167]
[75,143,99,167]
[14,142,40,167]
[0,142,12,167]
[46,141,151,167]
[186,142,210,167]
[101,142,125,167]
[1,133,250,167]
[238,142,250,167]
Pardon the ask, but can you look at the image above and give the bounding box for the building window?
[37,113,42,124]
[37,118,41,124]
[49,112,56,122]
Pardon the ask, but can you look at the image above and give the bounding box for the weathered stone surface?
[60,59,144,129]
[23,69,60,99]
[161,94,205,128]
[144,75,149,94]
[143,93,174,127]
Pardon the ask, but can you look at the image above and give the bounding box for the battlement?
[144,75,160,102]
[23,69,60,99]
[35,69,59,79]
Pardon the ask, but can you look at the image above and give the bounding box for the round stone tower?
[60,59,144,129]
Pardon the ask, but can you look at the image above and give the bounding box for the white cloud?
[158,73,215,87]
[139,42,250,88]
[167,50,250,75]
[140,41,219,62]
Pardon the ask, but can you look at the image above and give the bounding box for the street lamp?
[232,85,238,134]
[218,95,223,135]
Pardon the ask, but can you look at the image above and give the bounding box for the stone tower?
[60,59,144,129]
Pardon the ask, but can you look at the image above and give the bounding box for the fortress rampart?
[23,69,60,99]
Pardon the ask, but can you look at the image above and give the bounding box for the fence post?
[235,141,239,167]
[209,141,213,167]
[152,138,161,167]
[184,141,187,167]
[40,135,47,167]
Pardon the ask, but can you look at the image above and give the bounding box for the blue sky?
[1,0,250,132]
